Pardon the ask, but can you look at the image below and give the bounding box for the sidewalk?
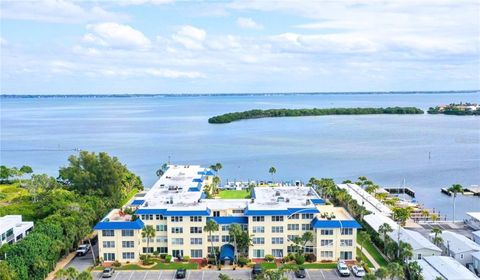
[356,244,380,269]
[45,251,77,280]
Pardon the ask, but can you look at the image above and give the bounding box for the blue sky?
[0,0,478,94]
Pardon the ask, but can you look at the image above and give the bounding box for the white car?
[76,244,90,256]
[352,265,366,277]
[337,261,351,277]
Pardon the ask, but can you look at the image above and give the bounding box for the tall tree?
[387,262,404,280]
[447,184,463,222]
[406,261,423,280]
[210,163,223,173]
[77,271,93,280]
[431,227,443,247]
[141,225,155,255]
[399,242,413,263]
[358,231,370,256]
[268,166,276,182]
[392,207,412,227]
[378,223,393,253]
[375,267,388,280]
[204,219,219,266]
[228,224,242,265]
[301,231,314,253]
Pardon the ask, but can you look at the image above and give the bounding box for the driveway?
[66,241,99,272]
[91,269,358,280]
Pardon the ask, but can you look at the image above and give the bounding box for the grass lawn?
[356,248,374,268]
[357,234,389,267]
[260,262,278,270]
[97,262,198,271]
[217,190,250,199]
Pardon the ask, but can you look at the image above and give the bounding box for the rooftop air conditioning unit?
[275,191,281,196]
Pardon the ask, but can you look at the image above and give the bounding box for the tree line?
[0,151,143,280]
[208,107,424,124]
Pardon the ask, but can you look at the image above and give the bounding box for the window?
[460,254,464,259]
[142,247,154,253]
[340,240,353,247]
[339,251,353,260]
[156,225,167,231]
[102,230,114,237]
[253,226,265,233]
[171,217,183,222]
[190,227,203,234]
[208,235,219,242]
[252,216,265,222]
[272,249,283,258]
[271,216,284,222]
[190,216,202,222]
[6,229,14,237]
[171,227,183,234]
[320,251,333,258]
[320,229,334,235]
[241,224,248,231]
[304,246,314,253]
[290,214,300,220]
[122,241,134,248]
[341,228,353,235]
[141,214,154,220]
[190,238,202,245]
[156,236,168,243]
[191,249,203,258]
[287,246,296,253]
[156,214,166,220]
[321,240,334,247]
[287,235,298,241]
[232,209,244,214]
[302,214,314,219]
[221,225,230,231]
[287,224,299,231]
[272,237,284,244]
[253,249,264,258]
[222,235,230,243]
[213,211,220,217]
[253,237,265,244]
[142,237,154,243]
[301,224,313,231]
[208,247,219,255]
[122,230,134,236]
[103,253,115,261]
[156,247,168,254]
[122,252,135,259]
[172,238,184,245]
[172,250,183,258]
[417,254,422,260]
[272,226,284,233]
[103,241,115,248]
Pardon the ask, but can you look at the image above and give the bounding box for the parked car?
[337,261,351,277]
[76,244,90,256]
[252,264,263,277]
[101,267,114,278]
[294,267,306,278]
[352,265,366,277]
[175,268,186,279]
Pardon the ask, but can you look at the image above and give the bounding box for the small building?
[363,213,398,233]
[337,183,392,216]
[388,228,442,260]
[473,231,480,245]
[471,251,480,277]
[417,256,478,280]
[466,212,480,230]
[433,230,480,266]
[0,215,34,246]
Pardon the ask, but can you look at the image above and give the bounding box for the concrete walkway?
[45,251,77,280]
[357,244,380,269]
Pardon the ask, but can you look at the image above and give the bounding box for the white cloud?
[172,25,206,50]
[236,17,263,29]
[0,37,8,46]
[0,0,128,24]
[117,0,174,5]
[84,22,151,50]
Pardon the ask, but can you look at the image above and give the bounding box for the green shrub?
[183,256,190,262]
[305,253,316,263]
[264,254,275,262]
[238,257,249,267]
[295,254,305,265]
[160,254,167,259]
[287,253,295,261]
[165,255,172,263]
[112,260,121,267]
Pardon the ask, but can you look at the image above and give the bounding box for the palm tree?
[268,166,276,183]
[301,231,314,253]
[65,267,78,280]
[378,223,393,253]
[77,271,93,280]
[399,242,413,263]
[229,224,243,266]
[375,267,388,280]
[392,207,412,227]
[387,262,405,280]
[210,163,223,174]
[55,268,68,280]
[447,184,463,222]
[363,273,378,280]
[430,213,439,222]
[365,184,379,194]
[141,225,156,255]
[358,231,370,256]
[421,209,430,221]
[406,261,423,280]
[431,226,443,247]
[204,219,219,266]
[212,176,221,195]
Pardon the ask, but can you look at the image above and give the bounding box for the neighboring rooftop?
[337,183,392,216]
[418,256,479,280]
[434,230,480,254]
[0,215,34,236]
[364,213,399,233]
[388,228,441,252]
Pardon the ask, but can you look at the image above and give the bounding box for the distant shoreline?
[0,90,479,99]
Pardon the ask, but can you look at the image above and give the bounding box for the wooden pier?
[384,187,416,198]
[441,185,480,196]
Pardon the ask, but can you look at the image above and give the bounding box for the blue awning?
[310,217,362,229]
[208,216,248,225]
[220,244,235,261]
[193,178,203,183]
[94,219,144,230]
[131,200,145,206]
[310,198,325,205]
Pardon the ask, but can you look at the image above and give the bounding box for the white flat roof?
[337,184,392,216]
[250,186,320,210]
[364,213,398,232]
[435,230,480,254]
[0,215,33,236]
[472,251,480,260]
[416,259,444,280]
[422,256,478,280]
[388,228,441,252]
[467,212,480,222]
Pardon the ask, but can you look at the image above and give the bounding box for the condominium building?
[0,215,34,246]
[94,165,360,263]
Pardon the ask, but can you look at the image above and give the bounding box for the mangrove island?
[208,107,424,124]
[428,103,480,116]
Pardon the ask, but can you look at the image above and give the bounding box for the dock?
[384,187,416,198]
[441,185,480,196]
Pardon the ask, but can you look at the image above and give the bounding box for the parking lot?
[92,269,359,280]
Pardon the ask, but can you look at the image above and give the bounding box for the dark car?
[294,267,306,278]
[175,268,186,279]
[252,264,263,276]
